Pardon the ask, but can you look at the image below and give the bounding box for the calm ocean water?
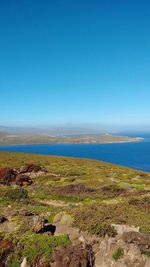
[0,133,150,172]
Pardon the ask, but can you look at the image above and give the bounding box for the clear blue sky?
[0,0,150,130]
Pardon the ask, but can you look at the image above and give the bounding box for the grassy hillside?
[0,152,150,266]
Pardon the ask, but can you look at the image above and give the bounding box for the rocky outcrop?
[94,235,150,267]
[0,164,47,186]
[0,167,32,186]
[51,244,95,267]
[122,231,150,254]
[18,164,42,173]
[18,164,48,178]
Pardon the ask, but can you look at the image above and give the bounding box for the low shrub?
[73,203,150,236]
[6,188,29,202]
[99,184,126,198]
[129,196,150,207]
[73,204,117,237]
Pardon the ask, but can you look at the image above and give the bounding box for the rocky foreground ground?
[0,152,150,267]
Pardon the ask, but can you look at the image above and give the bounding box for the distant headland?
[0,132,144,145]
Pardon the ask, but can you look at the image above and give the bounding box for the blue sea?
[0,132,150,172]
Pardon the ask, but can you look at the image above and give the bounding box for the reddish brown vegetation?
[99,184,126,197]
[57,184,95,195]
[0,168,16,185]
[0,239,14,267]
[129,196,150,209]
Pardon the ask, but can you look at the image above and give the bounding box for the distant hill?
[0,132,144,145]
[0,126,102,136]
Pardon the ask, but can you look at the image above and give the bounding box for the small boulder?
[53,212,73,226]
[32,216,45,233]
[60,214,74,226]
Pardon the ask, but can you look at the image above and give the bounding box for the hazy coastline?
[0,134,144,146]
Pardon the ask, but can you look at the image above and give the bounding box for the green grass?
[112,247,124,261]
[8,232,70,266]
